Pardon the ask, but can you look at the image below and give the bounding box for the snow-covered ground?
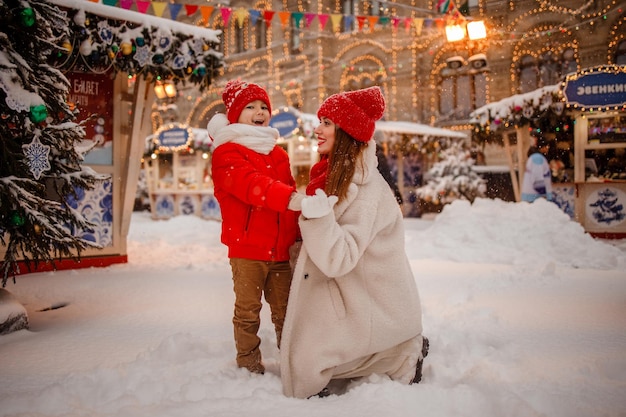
[1,198,625,417]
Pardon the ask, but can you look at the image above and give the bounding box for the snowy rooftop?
[469,84,562,129]
[47,0,221,43]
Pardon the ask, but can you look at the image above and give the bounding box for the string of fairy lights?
[138,0,625,130]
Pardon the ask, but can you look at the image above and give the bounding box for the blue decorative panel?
[154,194,175,219]
[178,195,197,215]
[200,194,221,220]
[585,186,626,227]
[553,184,576,219]
[66,178,114,247]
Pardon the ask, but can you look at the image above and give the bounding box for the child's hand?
[301,189,338,219]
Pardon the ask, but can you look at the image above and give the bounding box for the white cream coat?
[280,142,423,398]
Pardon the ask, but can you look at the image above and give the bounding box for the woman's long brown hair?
[325,127,367,204]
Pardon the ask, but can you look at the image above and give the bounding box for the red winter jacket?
[211,142,300,262]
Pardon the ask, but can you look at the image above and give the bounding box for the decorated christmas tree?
[0,0,105,286]
[415,142,487,206]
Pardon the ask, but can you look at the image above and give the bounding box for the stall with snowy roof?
[143,124,220,220]
[0,0,222,278]
[269,108,320,190]
[471,65,626,238]
[373,120,469,217]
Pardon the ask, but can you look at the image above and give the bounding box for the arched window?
[615,40,626,64]
[254,17,267,50]
[518,48,578,93]
[561,48,577,75]
[342,0,356,32]
[438,55,489,121]
[518,55,538,93]
[235,23,245,54]
[291,19,302,53]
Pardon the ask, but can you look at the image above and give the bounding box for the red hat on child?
[222,80,272,124]
[317,86,385,142]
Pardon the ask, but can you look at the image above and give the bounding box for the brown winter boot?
[410,336,430,384]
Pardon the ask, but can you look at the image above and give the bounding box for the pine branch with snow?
[0,0,105,286]
[415,142,487,206]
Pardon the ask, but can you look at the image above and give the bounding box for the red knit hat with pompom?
[317,86,385,142]
[222,80,272,124]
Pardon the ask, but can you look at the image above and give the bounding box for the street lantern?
[154,81,177,100]
[467,21,487,40]
[445,24,466,42]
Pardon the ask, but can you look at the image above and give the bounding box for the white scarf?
[207,113,278,155]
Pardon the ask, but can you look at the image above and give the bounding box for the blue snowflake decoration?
[172,55,187,70]
[158,35,172,50]
[22,136,51,180]
[97,21,113,44]
[133,45,152,67]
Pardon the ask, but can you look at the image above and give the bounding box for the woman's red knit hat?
[222,80,272,124]
[317,86,385,142]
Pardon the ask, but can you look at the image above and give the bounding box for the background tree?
[0,0,104,286]
[415,142,487,206]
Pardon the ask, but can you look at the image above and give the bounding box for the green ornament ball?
[20,7,35,27]
[29,104,48,123]
[10,211,25,227]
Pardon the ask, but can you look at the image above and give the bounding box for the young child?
[207,80,303,374]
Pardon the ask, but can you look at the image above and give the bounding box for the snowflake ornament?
[133,45,152,67]
[22,136,51,180]
[97,21,114,44]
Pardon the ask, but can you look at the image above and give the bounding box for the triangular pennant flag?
[424,19,434,29]
[379,16,390,27]
[317,14,328,31]
[234,8,248,28]
[152,1,167,17]
[102,0,117,7]
[220,7,232,26]
[200,5,214,25]
[404,17,412,33]
[435,18,445,29]
[277,11,290,29]
[356,16,366,31]
[120,0,132,10]
[185,5,198,16]
[367,16,378,32]
[292,12,303,28]
[136,0,150,14]
[88,0,98,3]
[343,15,354,32]
[249,9,261,26]
[391,17,400,30]
[437,0,451,14]
[413,18,424,35]
[168,3,182,20]
[304,13,316,28]
[263,10,274,27]
[330,14,342,32]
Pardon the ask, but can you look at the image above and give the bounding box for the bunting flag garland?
[317,14,328,31]
[95,0,449,34]
[437,0,463,20]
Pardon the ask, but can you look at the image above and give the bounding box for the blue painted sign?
[157,125,190,150]
[270,111,299,137]
[564,67,626,109]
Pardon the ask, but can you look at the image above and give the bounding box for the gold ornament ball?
[121,42,133,55]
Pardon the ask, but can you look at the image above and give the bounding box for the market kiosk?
[472,65,626,238]
[143,123,221,220]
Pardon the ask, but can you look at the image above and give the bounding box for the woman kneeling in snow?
[280,86,429,399]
